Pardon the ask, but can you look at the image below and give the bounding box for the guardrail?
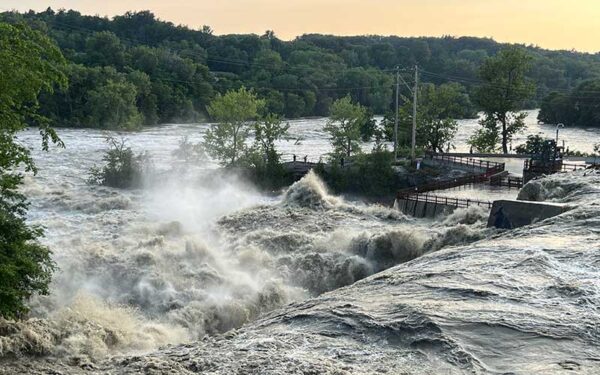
[430,154,505,176]
[396,173,493,198]
[397,193,493,211]
[434,152,533,159]
[523,159,587,173]
[280,153,323,165]
[396,154,507,197]
[491,175,523,188]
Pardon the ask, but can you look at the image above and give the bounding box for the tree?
[416,84,461,152]
[85,31,126,67]
[514,134,546,155]
[86,80,142,129]
[88,137,151,188]
[473,47,535,153]
[285,93,305,118]
[324,96,368,157]
[538,80,600,128]
[254,114,289,165]
[7,8,600,128]
[537,92,572,125]
[244,114,292,189]
[468,115,501,153]
[204,87,265,166]
[0,22,67,318]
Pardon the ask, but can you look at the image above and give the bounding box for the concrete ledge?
[487,199,572,229]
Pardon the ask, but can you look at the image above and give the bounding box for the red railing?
[396,154,506,198]
[430,154,505,177]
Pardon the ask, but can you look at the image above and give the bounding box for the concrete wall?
[487,200,572,229]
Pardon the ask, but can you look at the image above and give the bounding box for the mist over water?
[1,121,598,373]
[0,126,492,366]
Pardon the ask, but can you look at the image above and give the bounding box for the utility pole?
[411,65,418,161]
[394,66,399,161]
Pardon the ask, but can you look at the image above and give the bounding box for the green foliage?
[382,83,463,153]
[416,83,463,152]
[538,79,600,127]
[473,47,535,153]
[253,114,290,164]
[468,115,501,153]
[324,96,368,157]
[5,9,599,127]
[381,107,412,147]
[85,31,125,67]
[315,151,397,197]
[0,21,66,319]
[239,113,292,190]
[0,22,67,172]
[86,80,142,129]
[204,87,265,166]
[0,185,55,319]
[537,92,573,125]
[241,149,293,191]
[359,109,378,142]
[88,137,151,188]
[514,134,547,155]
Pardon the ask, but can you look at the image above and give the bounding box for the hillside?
[3,8,600,128]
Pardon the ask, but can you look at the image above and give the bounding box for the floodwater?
[0,116,599,374]
[276,109,600,157]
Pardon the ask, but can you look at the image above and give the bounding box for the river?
[0,113,599,374]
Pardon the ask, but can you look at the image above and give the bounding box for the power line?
[0,13,418,94]
[9,9,599,101]
[419,69,600,96]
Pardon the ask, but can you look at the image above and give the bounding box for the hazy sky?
[3,0,600,52]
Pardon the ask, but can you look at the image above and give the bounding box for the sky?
[3,0,600,52]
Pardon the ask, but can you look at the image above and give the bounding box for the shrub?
[88,137,151,188]
[241,151,292,191]
[316,151,398,198]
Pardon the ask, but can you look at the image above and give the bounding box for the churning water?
[0,118,599,374]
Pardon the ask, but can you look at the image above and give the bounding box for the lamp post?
[555,123,564,143]
[555,123,565,160]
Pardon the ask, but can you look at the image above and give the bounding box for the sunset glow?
[3,0,600,52]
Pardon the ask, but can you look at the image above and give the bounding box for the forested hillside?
[3,8,600,129]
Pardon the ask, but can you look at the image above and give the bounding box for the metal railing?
[395,155,507,198]
[396,173,493,198]
[430,154,505,176]
[490,175,523,189]
[279,153,322,165]
[524,159,587,173]
[397,193,493,210]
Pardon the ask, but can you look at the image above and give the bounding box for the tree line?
[0,16,594,321]
[538,79,600,127]
[2,8,600,129]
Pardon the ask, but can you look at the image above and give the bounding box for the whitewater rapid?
[0,124,598,374]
